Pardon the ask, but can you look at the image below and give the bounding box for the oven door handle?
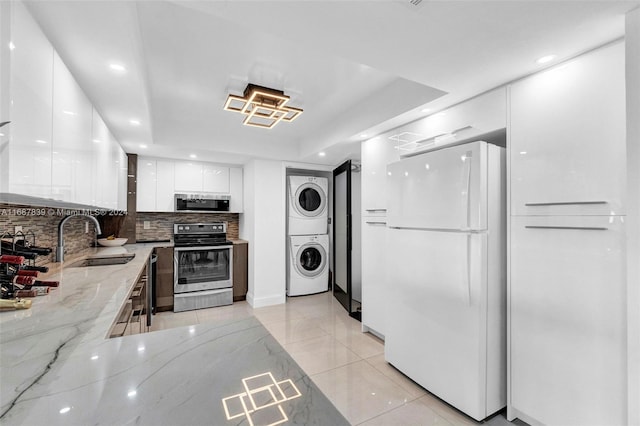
[174,245,233,252]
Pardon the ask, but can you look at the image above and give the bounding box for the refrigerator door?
[385,227,496,420]
[387,141,489,231]
[509,215,626,426]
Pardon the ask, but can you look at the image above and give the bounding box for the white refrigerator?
[384,140,506,421]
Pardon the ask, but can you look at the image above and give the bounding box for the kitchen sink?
[67,254,135,267]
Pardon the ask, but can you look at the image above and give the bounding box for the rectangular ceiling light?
[224,84,303,129]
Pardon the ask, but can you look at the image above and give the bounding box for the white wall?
[626,7,640,425]
[240,159,286,307]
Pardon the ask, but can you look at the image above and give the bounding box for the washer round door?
[294,182,326,217]
[295,243,327,277]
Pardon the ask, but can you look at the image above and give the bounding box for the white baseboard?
[246,292,285,308]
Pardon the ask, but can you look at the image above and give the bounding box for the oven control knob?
[185,226,190,230]
[178,226,183,231]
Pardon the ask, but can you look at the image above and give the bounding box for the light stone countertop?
[0,243,347,426]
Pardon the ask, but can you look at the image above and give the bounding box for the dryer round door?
[294,182,326,217]
[295,243,327,278]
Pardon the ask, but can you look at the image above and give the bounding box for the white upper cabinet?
[9,2,53,199]
[509,42,626,216]
[2,3,127,208]
[203,164,230,193]
[51,51,93,204]
[361,136,399,214]
[174,161,203,193]
[138,157,241,213]
[229,167,243,213]
[137,159,156,212]
[393,88,506,157]
[156,160,175,212]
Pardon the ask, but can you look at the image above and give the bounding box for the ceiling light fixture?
[129,119,140,126]
[224,84,303,129]
[189,154,197,159]
[318,152,326,157]
[536,54,556,64]
[9,41,15,50]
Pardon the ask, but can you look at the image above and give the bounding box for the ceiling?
[23,0,639,167]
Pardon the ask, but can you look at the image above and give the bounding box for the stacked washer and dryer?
[287,175,330,296]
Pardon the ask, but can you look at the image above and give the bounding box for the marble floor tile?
[365,353,428,400]
[195,301,253,324]
[150,310,198,331]
[311,360,418,425]
[333,328,385,359]
[358,396,454,426]
[261,317,329,345]
[283,334,361,375]
[316,309,363,338]
[252,303,307,324]
[419,394,480,425]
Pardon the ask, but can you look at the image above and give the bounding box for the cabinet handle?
[365,221,387,225]
[365,209,387,212]
[460,150,472,229]
[525,201,607,206]
[525,226,608,231]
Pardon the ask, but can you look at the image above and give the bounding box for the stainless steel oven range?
[173,223,233,312]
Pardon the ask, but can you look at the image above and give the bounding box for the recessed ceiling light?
[189,154,197,159]
[62,110,76,116]
[139,144,147,149]
[9,41,15,50]
[109,63,126,72]
[59,407,71,414]
[127,390,137,398]
[0,132,4,137]
[360,134,368,138]
[536,55,556,64]
[421,108,431,113]
[35,139,47,144]
[129,119,140,126]
[318,152,326,157]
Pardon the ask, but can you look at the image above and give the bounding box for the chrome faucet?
[56,214,102,262]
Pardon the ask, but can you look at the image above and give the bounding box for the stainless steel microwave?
[175,194,230,212]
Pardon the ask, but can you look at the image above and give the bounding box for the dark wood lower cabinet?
[233,241,248,301]
[155,246,174,312]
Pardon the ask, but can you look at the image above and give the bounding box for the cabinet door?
[202,164,229,193]
[51,52,93,204]
[155,247,174,311]
[229,167,243,212]
[156,160,175,212]
[91,110,111,207]
[9,2,53,198]
[136,159,156,212]
[510,43,626,216]
[509,215,626,425]
[361,136,399,213]
[174,161,203,192]
[361,218,387,336]
[232,242,248,301]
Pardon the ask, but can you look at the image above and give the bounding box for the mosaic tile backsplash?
[136,212,239,241]
[1,203,240,266]
[0,203,97,266]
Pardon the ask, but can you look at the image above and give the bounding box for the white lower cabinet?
[361,217,387,337]
[509,215,626,426]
